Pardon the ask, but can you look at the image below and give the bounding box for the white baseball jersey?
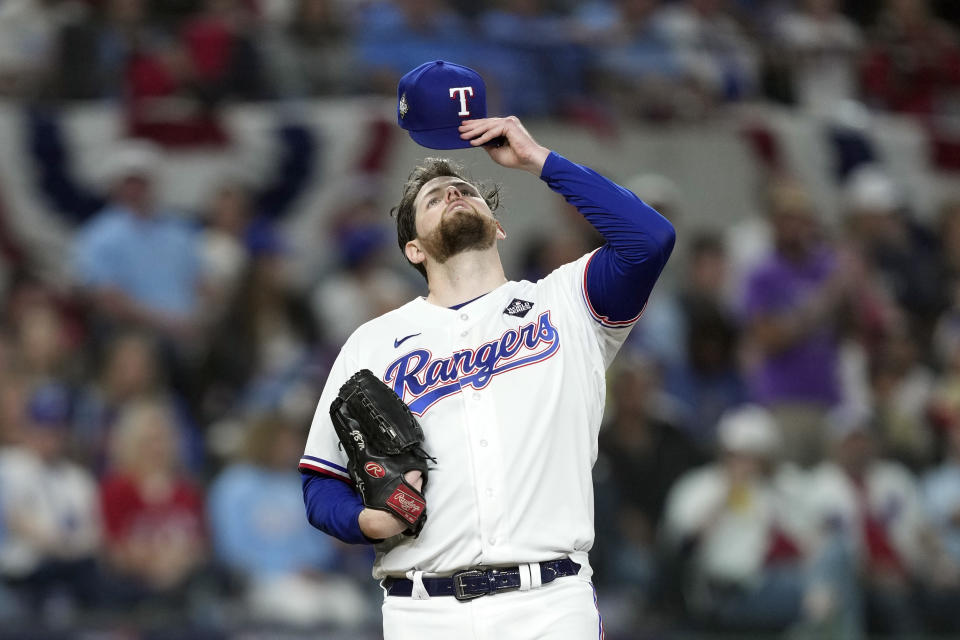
[301,249,637,579]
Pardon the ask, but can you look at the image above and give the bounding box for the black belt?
[384,558,580,602]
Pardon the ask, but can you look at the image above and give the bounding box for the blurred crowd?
[0,0,959,638]
[0,0,958,128]
[590,166,960,638]
[0,136,418,633]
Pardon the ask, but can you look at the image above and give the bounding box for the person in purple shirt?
[741,179,858,467]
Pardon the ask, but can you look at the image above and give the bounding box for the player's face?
[408,176,502,266]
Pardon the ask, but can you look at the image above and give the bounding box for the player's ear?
[495,221,507,240]
[405,239,426,266]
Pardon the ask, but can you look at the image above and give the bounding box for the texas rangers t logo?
[449,87,474,116]
[384,311,560,415]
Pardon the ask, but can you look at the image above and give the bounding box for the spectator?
[869,322,936,471]
[655,0,760,106]
[207,416,369,627]
[575,0,697,120]
[666,233,747,445]
[73,140,208,347]
[354,0,473,95]
[931,277,960,420]
[740,179,853,466]
[804,405,928,636]
[661,405,847,633]
[920,419,960,633]
[861,0,960,117]
[204,221,324,419]
[260,0,355,98]
[6,289,75,390]
[180,0,266,101]
[54,0,160,100]
[311,206,414,349]
[772,0,863,112]
[622,173,686,369]
[518,231,594,284]
[476,0,584,116]
[73,329,201,474]
[198,180,253,318]
[935,199,960,295]
[99,400,208,608]
[841,165,942,342]
[0,0,76,98]
[0,384,102,619]
[593,356,704,600]
[123,27,230,146]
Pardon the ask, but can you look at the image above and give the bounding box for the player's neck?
[424,249,507,308]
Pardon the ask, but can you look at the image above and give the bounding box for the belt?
[384,558,581,602]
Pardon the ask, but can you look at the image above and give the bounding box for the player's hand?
[459,116,550,175]
[358,470,423,539]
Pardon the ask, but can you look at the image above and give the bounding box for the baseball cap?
[843,164,902,214]
[397,60,488,150]
[717,404,782,457]
[100,139,162,185]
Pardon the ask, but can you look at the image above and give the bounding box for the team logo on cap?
[364,462,386,478]
[449,87,474,116]
[399,93,409,118]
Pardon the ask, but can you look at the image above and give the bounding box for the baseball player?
[300,63,675,639]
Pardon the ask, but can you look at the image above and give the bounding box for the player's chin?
[432,212,498,260]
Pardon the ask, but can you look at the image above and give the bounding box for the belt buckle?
[452,569,487,601]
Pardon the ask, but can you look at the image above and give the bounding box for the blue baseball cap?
[397,60,488,150]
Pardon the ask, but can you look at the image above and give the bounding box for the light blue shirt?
[73,206,202,316]
[209,464,338,578]
[922,460,960,563]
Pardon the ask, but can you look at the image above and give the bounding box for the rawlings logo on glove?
[330,369,434,537]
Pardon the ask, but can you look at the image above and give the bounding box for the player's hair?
[391,158,500,281]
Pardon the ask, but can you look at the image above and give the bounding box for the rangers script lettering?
[384,311,559,415]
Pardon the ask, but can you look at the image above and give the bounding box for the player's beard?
[419,206,499,264]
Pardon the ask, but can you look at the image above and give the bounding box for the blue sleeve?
[301,472,375,545]
[539,152,676,324]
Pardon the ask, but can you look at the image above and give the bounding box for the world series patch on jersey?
[300,250,636,580]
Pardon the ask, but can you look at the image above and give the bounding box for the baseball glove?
[330,369,434,537]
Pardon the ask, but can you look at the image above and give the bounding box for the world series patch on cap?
[397,60,488,150]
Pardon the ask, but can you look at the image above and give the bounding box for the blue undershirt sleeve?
[539,151,676,324]
[301,472,377,545]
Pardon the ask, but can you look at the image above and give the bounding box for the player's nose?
[444,185,463,201]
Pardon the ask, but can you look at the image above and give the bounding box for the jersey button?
[460,313,469,321]
[460,331,468,337]
[479,439,488,447]
[472,392,481,401]
[488,537,497,545]
[486,488,494,497]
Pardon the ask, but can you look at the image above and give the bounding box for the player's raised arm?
[544,151,676,326]
[462,115,676,326]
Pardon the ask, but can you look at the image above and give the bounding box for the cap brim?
[408,126,476,150]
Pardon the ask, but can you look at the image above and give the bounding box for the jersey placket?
[454,306,507,558]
